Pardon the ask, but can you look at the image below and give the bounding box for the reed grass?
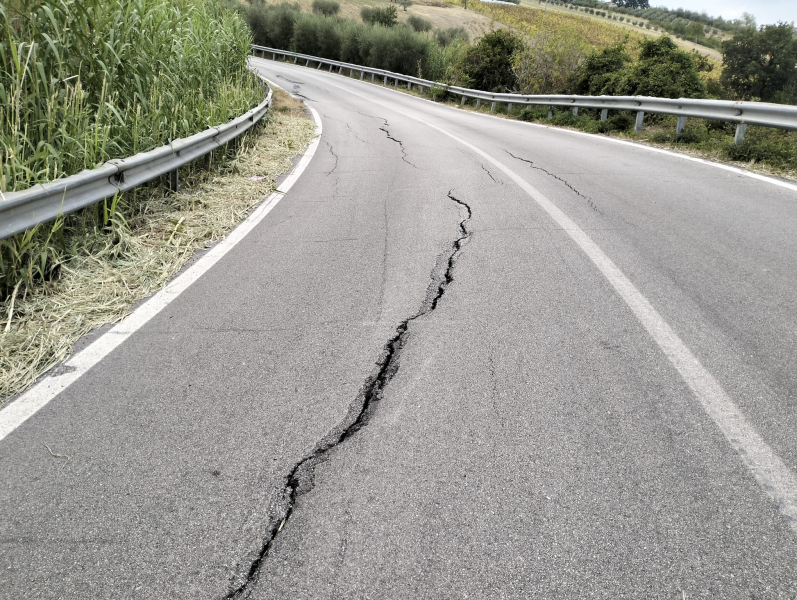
[0,0,262,192]
[0,0,264,298]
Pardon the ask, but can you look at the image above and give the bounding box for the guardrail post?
[476,98,481,108]
[572,107,579,117]
[491,101,496,113]
[360,71,364,80]
[408,82,412,90]
[168,168,179,193]
[507,102,513,113]
[600,109,608,121]
[371,73,375,82]
[317,62,323,69]
[461,95,467,106]
[735,123,747,144]
[339,66,343,74]
[306,59,311,67]
[395,78,399,87]
[349,68,353,77]
[635,111,645,133]
[548,106,553,119]
[294,56,297,64]
[384,75,388,85]
[676,116,686,134]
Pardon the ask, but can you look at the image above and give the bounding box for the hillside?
[285,0,512,39]
[516,0,724,60]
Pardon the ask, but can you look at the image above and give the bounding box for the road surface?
[2,57,797,598]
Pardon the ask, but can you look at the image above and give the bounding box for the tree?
[616,0,649,8]
[455,30,524,92]
[721,23,797,103]
[685,21,705,42]
[570,42,632,96]
[616,36,706,98]
[360,5,398,27]
[311,0,339,16]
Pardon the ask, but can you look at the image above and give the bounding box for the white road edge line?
[283,67,797,531]
[0,97,323,443]
[251,56,797,194]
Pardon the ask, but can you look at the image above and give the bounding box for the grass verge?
[0,88,316,406]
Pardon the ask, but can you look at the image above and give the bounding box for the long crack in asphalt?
[506,150,601,213]
[321,140,339,176]
[223,190,472,599]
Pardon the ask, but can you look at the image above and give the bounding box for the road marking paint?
[283,66,797,531]
[250,56,797,195]
[0,103,323,443]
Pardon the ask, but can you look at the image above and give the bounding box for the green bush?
[311,0,339,16]
[435,26,469,47]
[407,14,432,32]
[723,128,797,169]
[360,5,398,27]
[454,29,523,92]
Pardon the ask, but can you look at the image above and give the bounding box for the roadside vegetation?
[1,0,262,193]
[0,88,316,405]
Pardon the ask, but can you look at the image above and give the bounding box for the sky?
[654,0,796,26]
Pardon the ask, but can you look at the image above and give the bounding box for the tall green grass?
[0,0,262,193]
[0,0,264,298]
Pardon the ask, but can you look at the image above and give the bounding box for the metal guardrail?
[251,45,797,143]
[0,84,273,240]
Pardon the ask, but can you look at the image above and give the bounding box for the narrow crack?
[346,123,369,145]
[481,163,503,185]
[321,139,339,176]
[377,118,417,169]
[505,151,601,213]
[223,190,472,600]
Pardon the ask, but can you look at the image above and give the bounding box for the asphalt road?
[2,58,797,599]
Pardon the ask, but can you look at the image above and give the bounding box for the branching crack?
[223,190,473,600]
[505,151,601,213]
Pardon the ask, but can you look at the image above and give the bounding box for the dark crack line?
[222,190,472,600]
[322,139,339,176]
[481,163,503,185]
[505,151,601,214]
[375,118,417,169]
[276,74,305,86]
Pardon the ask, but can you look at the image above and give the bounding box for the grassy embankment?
[0,0,317,402]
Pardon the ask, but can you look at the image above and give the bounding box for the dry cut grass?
[0,89,317,405]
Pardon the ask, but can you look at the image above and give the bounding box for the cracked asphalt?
[2,57,797,599]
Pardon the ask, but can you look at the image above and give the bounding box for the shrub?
[311,0,339,16]
[570,42,631,95]
[616,36,707,98]
[454,30,524,92]
[435,26,469,47]
[513,29,586,94]
[360,5,398,27]
[407,14,433,32]
[398,0,412,11]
